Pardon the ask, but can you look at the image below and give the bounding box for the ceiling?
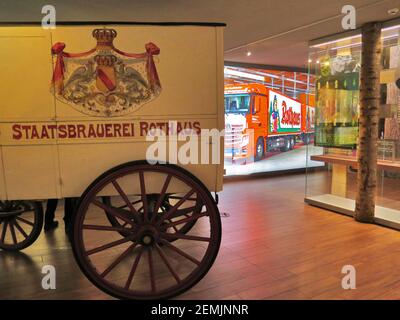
[224,67,316,98]
[1,0,400,69]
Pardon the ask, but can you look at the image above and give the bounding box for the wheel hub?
[141,235,153,246]
[136,225,159,246]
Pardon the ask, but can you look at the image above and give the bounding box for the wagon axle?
[0,201,25,217]
[0,207,25,219]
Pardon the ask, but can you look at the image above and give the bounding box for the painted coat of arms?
[51,28,161,117]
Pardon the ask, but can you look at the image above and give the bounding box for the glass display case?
[306,22,400,229]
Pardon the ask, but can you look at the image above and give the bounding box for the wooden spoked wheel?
[72,161,221,300]
[0,201,43,251]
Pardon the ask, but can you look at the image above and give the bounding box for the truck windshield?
[224,94,250,115]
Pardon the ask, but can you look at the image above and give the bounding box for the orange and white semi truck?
[224,83,314,161]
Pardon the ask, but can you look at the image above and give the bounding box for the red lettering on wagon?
[31,126,40,139]
[113,124,122,137]
[48,125,57,139]
[12,124,22,140]
[40,126,50,139]
[10,122,201,140]
[67,125,77,138]
[104,124,113,138]
[122,123,132,137]
[139,121,202,136]
[21,125,31,139]
[77,124,87,138]
[88,124,96,138]
[193,122,201,135]
[140,122,149,136]
[58,125,67,138]
[10,123,137,140]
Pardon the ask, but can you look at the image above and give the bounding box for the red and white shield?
[95,55,117,93]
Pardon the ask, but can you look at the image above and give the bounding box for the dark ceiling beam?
[224,60,311,74]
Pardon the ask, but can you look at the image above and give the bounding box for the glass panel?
[376,26,400,217]
[306,25,400,224]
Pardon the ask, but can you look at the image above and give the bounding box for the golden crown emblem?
[92,28,117,47]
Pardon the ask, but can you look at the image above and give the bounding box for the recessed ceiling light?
[316,60,320,64]
[246,51,252,57]
[388,8,399,15]
[308,59,312,63]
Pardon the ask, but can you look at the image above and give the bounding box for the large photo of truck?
[224,83,314,162]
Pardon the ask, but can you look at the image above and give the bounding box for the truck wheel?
[72,161,221,300]
[0,201,43,251]
[290,137,295,150]
[280,138,291,152]
[255,137,265,161]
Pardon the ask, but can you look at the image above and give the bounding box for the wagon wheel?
[101,193,201,239]
[0,201,43,251]
[72,161,221,300]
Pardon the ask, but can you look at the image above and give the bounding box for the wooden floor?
[1,172,400,300]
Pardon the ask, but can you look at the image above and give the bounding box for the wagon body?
[0,23,225,201]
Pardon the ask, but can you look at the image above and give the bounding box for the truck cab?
[224,84,268,161]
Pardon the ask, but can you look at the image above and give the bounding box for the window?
[225,94,251,115]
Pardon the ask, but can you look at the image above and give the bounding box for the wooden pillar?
[355,22,382,223]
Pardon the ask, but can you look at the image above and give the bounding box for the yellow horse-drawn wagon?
[0,22,225,299]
